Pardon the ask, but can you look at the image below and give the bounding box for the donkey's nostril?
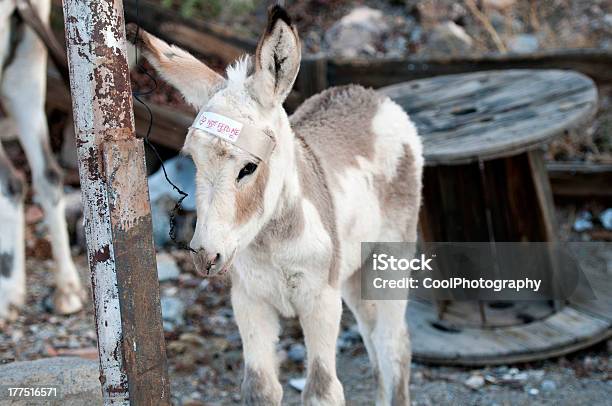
[211,253,221,265]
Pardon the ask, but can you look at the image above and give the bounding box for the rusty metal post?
[62,0,171,404]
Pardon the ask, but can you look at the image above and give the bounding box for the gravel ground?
[0,236,610,405]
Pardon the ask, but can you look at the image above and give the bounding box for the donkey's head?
[134,6,301,275]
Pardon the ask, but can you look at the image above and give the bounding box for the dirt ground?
[0,236,610,405]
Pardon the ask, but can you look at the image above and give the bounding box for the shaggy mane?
[225,55,252,88]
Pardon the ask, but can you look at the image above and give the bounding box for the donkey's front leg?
[232,284,283,405]
[299,286,345,406]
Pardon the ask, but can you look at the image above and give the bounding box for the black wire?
[131,0,196,253]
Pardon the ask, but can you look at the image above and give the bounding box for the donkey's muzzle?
[191,249,221,276]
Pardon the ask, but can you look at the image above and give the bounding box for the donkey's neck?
[255,109,338,277]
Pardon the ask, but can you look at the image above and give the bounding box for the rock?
[528,387,540,396]
[541,379,557,392]
[514,372,528,381]
[483,0,516,10]
[508,34,539,53]
[287,343,306,363]
[464,374,485,390]
[161,296,185,331]
[0,357,102,405]
[157,252,181,281]
[151,195,176,248]
[574,211,594,232]
[148,156,197,247]
[599,208,612,230]
[414,1,466,25]
[423,21,474,58]
[324,7,390,58]
[289,377,306,392]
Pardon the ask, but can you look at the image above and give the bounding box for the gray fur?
[303,357,332,402]
[242,367,282,405]
[291,85,381,175]
[294,138,340,286]
[288,85,384,286]
[0,151,25,202]
[375,144,421,239]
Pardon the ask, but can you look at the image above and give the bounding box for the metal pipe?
[62,0,170,404]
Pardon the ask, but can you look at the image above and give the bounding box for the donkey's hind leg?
[371,300,411,406]
[0,146,26,325]
[342,271,411,405]
[1,24,85,315]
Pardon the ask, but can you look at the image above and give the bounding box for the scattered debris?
[599,208,612,230]
[465,374,486,390]
[541,379,557,392]
[423,21,474,58]
[508,33,540,53]
[324,7,390,58]
[574,211,594,232]
[289,377,307,392]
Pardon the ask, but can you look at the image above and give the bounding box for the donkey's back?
[291,85,423,278]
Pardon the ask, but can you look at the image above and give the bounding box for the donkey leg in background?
[0,146,26,325]
[1,22,84,315]
[371,300,411,406]
[299,286,345,406]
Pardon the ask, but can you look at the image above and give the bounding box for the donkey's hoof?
[0,279,25,326]
[53,286,86,315]
[0,307,19,329]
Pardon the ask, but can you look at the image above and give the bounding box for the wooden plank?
[46,68,193,151]
[547,161,612,199]
[328,49,612,88]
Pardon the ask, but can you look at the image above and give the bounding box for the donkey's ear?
[252,6,301,106]
[127,24,224,109]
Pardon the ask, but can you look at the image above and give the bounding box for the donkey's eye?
[237,162,258,182]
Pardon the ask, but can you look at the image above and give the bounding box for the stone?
[0,357,102,405]
[287,343,306,363]
[483,0,516,10]
[423,21,474,58]
[161,296,185,331]
[528,387,540,396]
[148,155,197,247]
[599,208,612,230]
[157,252,181,281]
[289,377,306,392]
[573,211,594,232]
[508,34,539,53]
[541,380,557,392]
[324,7,390,58]
[464,374,485,390]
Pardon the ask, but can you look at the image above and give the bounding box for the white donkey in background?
[0,0,85,323]
[136,5,422,405]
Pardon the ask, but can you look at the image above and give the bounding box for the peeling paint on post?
[62,0,171,404]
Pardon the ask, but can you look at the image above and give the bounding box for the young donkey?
[137,6,422,405]
[0,0,85,324]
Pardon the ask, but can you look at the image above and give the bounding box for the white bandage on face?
[189,111,275,162]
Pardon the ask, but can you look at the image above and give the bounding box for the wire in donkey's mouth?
[129,0,196,254]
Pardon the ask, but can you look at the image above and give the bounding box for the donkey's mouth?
[218,248,237,274]
[193,248,237,277]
